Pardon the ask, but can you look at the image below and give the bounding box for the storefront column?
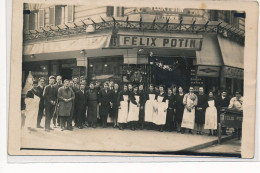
[220,67,226,90]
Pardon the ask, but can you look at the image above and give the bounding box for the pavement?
[21,119,239,155]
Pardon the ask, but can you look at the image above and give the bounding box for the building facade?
[22,4,245,94]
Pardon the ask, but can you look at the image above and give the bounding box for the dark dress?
[36,85,45,126]
[86,89,98,123]
[195,94,207,125]
[138,90,146,124]
[175,93,184,124]
[99,89,112,124]
[165,93,176,130]
[75,90,87,126]
[111,89,120,120]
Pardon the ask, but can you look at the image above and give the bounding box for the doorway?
[61,68,73,80]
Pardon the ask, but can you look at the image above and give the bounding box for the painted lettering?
[171,39,177,47]
[132,37,137,45]
[124,36,130,45]
[179,39,184,47]
[140,37,145,46]
[151,38,156,46]
[163,38,169,46]
[190,39,196,48]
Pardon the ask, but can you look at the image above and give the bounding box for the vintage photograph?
[18,3,246,157]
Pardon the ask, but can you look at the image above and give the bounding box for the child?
[127,85,140,130]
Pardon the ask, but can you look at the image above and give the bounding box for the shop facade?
[23,17,244,95]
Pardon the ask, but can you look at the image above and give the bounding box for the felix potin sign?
[119,35,202,50]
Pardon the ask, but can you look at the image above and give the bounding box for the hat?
[49,75,55,80]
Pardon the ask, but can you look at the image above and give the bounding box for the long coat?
[175,93,184,124]
[86,89,98,123]
[57,87,75,117]
[36,85,45,111]
[111,89,120,118]
[99,89,112,116]
[75,90,87,125]
[195,94,207,124]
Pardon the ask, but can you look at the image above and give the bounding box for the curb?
[179,135,237,152]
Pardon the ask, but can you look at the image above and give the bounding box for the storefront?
[22,21,244,95]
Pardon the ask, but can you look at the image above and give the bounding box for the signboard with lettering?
[197,66,220,77]
[190,68,204,92]
[220,111,243,128]
[119,35,202,50]
[223,66,243,79]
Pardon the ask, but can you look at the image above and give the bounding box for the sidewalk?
[21,124,236,153]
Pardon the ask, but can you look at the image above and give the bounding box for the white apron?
[127,95,140,122]
[117,95,129,123]
[153,96,168,125]
[24,95,40,129]
[204,100,218,129]
[144,94,156,122]
[181,96,195,129]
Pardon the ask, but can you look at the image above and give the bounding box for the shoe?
[67,127,73,130]
[61,127,65,131]
[37,125,43,129]
[48,128,54,130]
[45,129,50,132]
[208,133,212,136]
[119,126,123,130]
[54,125,57,128]
[189,130,193,134]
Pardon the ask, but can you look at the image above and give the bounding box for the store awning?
[217,35,244,69]
[195,34,222,77]
[217,35,244,79]
[23,31,112,55]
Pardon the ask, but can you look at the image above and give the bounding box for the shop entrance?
[150,56,193,90]
[61,68,73,80]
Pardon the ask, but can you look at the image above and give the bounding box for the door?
[61,68,73,80]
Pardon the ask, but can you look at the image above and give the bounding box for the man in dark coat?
[53,75,63,128]
[70,77,80,128]
[43,76,57,132]
[216,90,230,135]
[99,82,113,128]
[75,83,87,129]
[36,77,45,128]
[195,87,207,135]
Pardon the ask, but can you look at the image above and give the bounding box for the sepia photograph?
[7,0,257,159]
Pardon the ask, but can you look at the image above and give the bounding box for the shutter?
[23,14,29,31]
[117,7,120,17]
[49,7,55,26]
[38,9,45,28]
[55,6,62,25]
[67,5,74,23]
[106,6,114,17]
[29,12,36,30]
[121,7,124,17]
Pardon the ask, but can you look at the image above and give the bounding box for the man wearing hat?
[43,76,57,132]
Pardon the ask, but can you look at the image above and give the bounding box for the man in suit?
[216,90,230,135]
[111,82,120,128]
[75,83,87,129]
[53,75,63,127]
[36,77,45,128]
[43,76,57,132]
[99,82,113,128]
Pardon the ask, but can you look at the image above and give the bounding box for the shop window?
[49,5,74,26]
[106,6,114,17]
[28,11,38,30]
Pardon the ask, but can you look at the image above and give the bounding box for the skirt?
[181,108,195,129]
[195,109,205,124]
[144,100,156,122]
[117,101,128,123]
[153,102,167,125]
[127,102,139,122]
[204,107,218,130]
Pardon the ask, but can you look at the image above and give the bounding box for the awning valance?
[217,35,244,69]
[196,34,222,77]
[23,32,112,55]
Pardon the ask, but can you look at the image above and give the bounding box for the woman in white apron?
[153,85,168,132]
[117,84,129,130]
[24,81,41,132]
[127,85,140,130]
[144,84,157,129]
[204,91,218,136]
[181,86,198,134]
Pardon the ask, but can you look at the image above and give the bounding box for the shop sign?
[220,112,243,128]
[77,57,88,66]
[197,66,220,77]
[119,35,202,50]
[31,71,48,76]
[223,66,243,79]
[190,69,204,91]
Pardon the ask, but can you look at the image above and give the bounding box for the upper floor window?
[106,6,114,17]
[23,9,44,31]
[49,5,74,26]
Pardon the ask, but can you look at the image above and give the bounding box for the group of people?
[24,75,243,136]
